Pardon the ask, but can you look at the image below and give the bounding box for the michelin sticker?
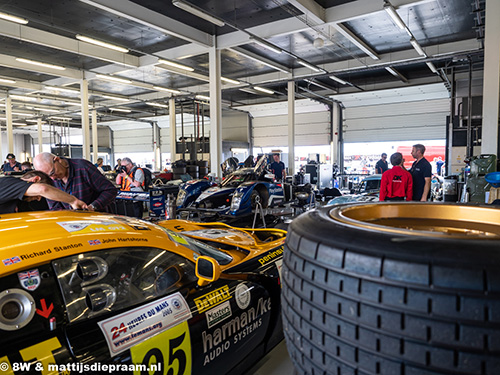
[57,220,127,234]
[97,292,192,356]
[206,300,232,329]
[235,283,251,310]
[18,269,40,291]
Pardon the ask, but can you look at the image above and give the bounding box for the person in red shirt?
[379,152,413,201]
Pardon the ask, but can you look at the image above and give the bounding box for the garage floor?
[245,341,296,375]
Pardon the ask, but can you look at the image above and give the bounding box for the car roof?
[363,174,382,181]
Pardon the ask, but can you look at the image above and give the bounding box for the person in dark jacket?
[375,153,388,174]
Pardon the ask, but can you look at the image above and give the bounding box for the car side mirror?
[196,256,221,287]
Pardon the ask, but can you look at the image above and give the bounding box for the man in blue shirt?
[270,153,286,181]
[1,153,22,172]
[409,144,432,201]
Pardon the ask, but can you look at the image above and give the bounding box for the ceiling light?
[157,59,194,72]
[12,112,34,117]
[44,86,79,93]
[329,75,347,85]
[385,67,399,77]
[254,86,274,95]
[410,38,426,57]
[109,108,132,113]
[297,60,322,73]
[153,86,181,94]
[12,122,28,126]
[26,119,44,123]
[33,107,60,113]
[251,38,283,54]
[426,62,438,74]
[221,77,240,85]
[16,58,65,71]
[383,3,406,30]
[0,11,28,25]
[172,0,225,27]
[49,116,72,121]
[95,74,131,84]
[0,78,16,84]
[195,95,210,101]
[76,35,129,53]
[101,95,130,102]
[146,102,169,108]
[10,95,37,101]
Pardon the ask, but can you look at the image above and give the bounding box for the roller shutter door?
[343,98,449,142]
[252,111,330,147]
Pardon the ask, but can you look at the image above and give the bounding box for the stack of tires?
[197,160,209,178]
[186,161,199,179]
[282,203,500,375]
[172,160,186,180]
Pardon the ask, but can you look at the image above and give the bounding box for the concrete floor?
[246,341,296,375]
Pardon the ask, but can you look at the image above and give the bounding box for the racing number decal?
[131,321,191,375]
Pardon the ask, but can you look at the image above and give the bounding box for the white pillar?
[92,109,98,163]
[153,121,161,170]
[37,118,43,154]
[6,96,13,153]
[209,44,222,179]
[287,80,295,176]
[332,103,340,163]
[80,79,91,160]
[481,0,500,154]
[169,98,177,162]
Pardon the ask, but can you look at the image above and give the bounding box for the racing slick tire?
[172,167,186,174]
[251,190,263,209]
[282,203,500,375]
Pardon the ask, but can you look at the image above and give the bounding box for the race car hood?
[195,186,236,203]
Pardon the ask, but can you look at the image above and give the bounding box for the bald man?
[33,152,117,212]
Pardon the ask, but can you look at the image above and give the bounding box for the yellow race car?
[0,211,285,375]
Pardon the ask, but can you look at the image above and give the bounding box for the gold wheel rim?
[328,203,500,238]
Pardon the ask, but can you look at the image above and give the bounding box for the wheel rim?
[329,202,500,238]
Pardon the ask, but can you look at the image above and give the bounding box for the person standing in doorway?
[375,153,388,174]
[409,144,432,201]
[270,153,286,181]
[379,152,413,201]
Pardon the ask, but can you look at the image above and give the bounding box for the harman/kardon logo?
[206,301,232,328]
[194,285,232,313]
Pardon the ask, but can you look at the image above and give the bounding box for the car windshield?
[221,170,254,187]
[360,179,380,192]
[161,228,233,265]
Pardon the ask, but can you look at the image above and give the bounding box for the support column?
[287,80,295,176]
[153,121,161,170]
[80,79,91,160]
[92,109,98,163]
[169,98,177,162]
[331,103,340,164]
[481,0,500,155]
[6,96,13,153]
[37,118,43,154]
[209,44,222,179]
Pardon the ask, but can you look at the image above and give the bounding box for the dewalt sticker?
[194,285,232,314]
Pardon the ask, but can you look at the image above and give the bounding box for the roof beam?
[0,53,83,79]
[0,20,139,67]
[286,0,325,25]
[79,0,213,47]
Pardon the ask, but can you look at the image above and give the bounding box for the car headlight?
[176,189,187,206]
[231,193,243,211]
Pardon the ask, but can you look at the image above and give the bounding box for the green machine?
[465,154,497,203]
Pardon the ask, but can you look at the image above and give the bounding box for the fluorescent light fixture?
[146,102,169,108]
[45,86,79,93]
[95,74,131,84]
[109,108,132,113]
[385,66,399,77]
[329,75,347,85]
[384,3,406,30]
[157,59,194,72]
[426,62,438,74]
[10,95,37,101]
[252,38,283,54]
[254,86,274,95]
[410,38,426,57]
[33,107,60,113]
[221,77,240,85]
[172,0,225,27]
[12,122,28,126]
[101,95,130,102]
[12,112,34,117]
[195,95,210,101]
[49,116,72,121]
[0,78,16,84]
[16,58,65,71]
[297,60,322,72]
[26,119,43,123]
[153,86,181,94]
[76,35,129,53]
[0,11,28,25]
